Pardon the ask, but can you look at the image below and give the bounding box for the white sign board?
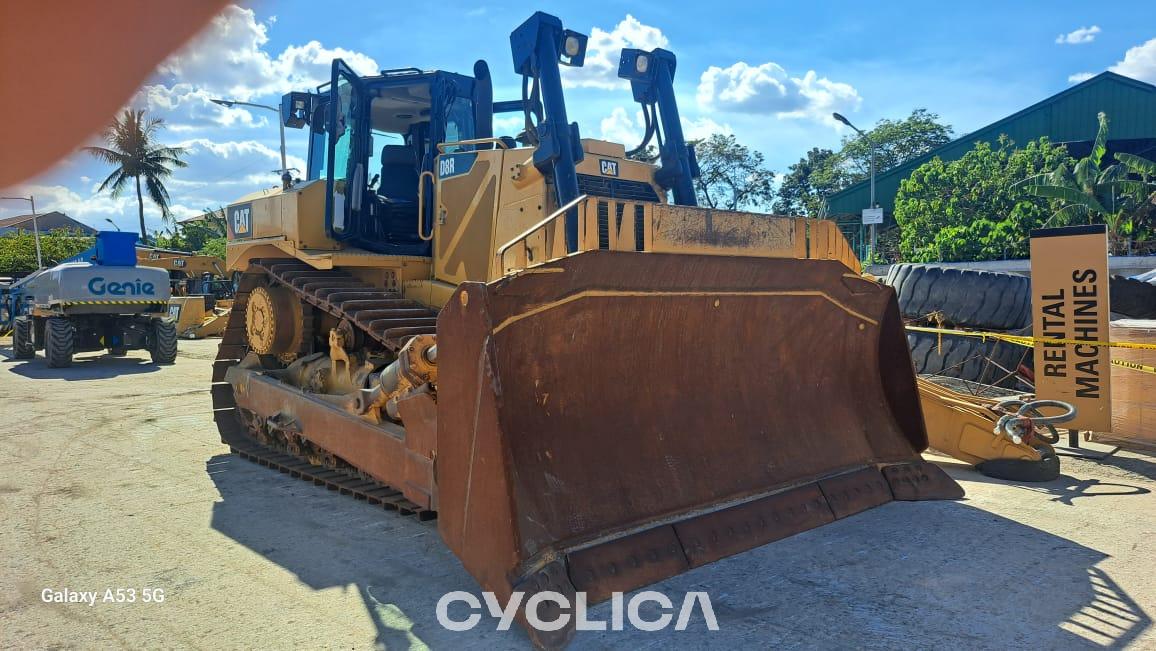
[861,207,883,225]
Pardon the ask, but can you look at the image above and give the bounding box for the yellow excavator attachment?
[917,376,1062,481]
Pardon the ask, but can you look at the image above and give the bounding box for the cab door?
[324,59,367,241]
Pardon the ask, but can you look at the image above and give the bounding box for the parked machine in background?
[136,247,234,339]
[6,231,177,367]
[136,247,233,298]
[212,12,961,646]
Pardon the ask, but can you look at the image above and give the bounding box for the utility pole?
[1,195,41,269]
[832,113,878,262]
[211,98,292,189]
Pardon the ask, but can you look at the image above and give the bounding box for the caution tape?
[905,325,1156,351]
[1111,358,1156,375]
[906,325,1156,376]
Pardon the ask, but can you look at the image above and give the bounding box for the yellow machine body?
[167,296,232,339]
[213,26,959,645]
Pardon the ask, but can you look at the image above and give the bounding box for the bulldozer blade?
[435,250,960,646]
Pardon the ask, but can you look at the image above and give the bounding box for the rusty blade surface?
[818,467,893,519]
[674,482,836,568]
[436,250,953,604]
[884,461,966,501]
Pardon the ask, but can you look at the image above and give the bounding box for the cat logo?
[228,203,252,238]
[599,159,619,177]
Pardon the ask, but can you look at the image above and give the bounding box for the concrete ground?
[2,337,1155,650]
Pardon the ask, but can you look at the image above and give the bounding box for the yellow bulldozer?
[212,12,961,646]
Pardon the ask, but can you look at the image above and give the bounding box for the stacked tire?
[884,264,1033,390]
[885,264,1057,481]
[1110,274,1156,319]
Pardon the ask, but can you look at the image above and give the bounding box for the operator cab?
[289,60,488,256]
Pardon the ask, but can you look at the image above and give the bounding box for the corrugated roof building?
[0,211,96,235]
[824,72,1156,249]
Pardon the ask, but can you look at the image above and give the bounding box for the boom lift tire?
[977,452,1061,482]
[13,316,35,359]
[45,317,74,368]
[1110,275,1156,319]
[150,319,178,364]
[885,264,1031,330]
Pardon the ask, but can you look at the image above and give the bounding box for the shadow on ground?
[208,454,1150,650]
[941,458,1153,506]
[1084,452,1156,483]
[1,348,162,380]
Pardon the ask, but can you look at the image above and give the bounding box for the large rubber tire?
[45,317,74,368]
[13,316,35,359]
[150,319,178,364]
[1110,275,1156,319]
[977,453,1061,482]
[885,264,1031,330]
[907,329,1030,389]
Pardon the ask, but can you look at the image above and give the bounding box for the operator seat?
[378,145,419,202]
[360,144,430,256]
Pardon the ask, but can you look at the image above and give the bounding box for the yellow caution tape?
[1111,358,1156,376]
[905,325,1156,351]
[905,325,1156,375]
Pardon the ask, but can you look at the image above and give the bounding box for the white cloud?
[697,62,861,125]
[175,138,306,187]
[1056,26,1101,45]
[1110,37,1156,83]
[0,183,204,237]
[681,116,732,141]
[562,15,668,90]
[600,107,643,144]
[132,83,269,131]
[598,107,732,146]
[154,5,379,104]
[1068,36,1156,86]
[1,5,379,235]
[492,115,524,135]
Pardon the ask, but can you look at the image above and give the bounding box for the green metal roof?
[825,72,1156,221]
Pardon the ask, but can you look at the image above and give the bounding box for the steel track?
[211,260,438,519]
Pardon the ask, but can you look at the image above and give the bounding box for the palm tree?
[1020,112,1156,253]
[84,110,187,244]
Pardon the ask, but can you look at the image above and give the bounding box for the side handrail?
[436,137,511,153]
[416,170,436,241]
[496,194,589,258]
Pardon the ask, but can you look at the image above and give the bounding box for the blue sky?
[3,1,1156,237]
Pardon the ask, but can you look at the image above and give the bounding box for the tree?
[773,109,952,217]
[894,136,1074,262]
[692,134,776,211]
[839,108,954,178]
[154,207,227,255]
[1021,112,1156,253]
[626,145,659,164]
[0,228,95,274]
[772,147,848,216]
[85,110,187,244]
